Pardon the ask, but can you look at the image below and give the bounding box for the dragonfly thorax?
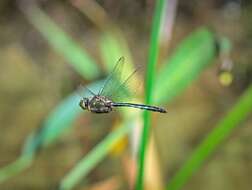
[80,96,113,113]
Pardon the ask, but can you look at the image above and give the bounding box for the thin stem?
[136,0,167,189]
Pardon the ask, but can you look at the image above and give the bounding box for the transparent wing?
[98,57,125,97]
[106,69,139,102]
[77,84,96,98]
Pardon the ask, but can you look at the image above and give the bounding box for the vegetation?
[0,1,251,190]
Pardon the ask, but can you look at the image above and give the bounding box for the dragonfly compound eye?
[79,98,89,110]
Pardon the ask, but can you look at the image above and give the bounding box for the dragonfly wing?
[99,57,125,97]
[77,84,96,98]
[106,68,138,101]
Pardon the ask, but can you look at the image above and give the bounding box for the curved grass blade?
[0,81,104,183]
[22,80,105,154]
[0,155,33,183]
[20,3,100,80]
[22,94,82,155]
[154,27,219,104]
[167,84,252,190]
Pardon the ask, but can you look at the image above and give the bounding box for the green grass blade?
[154,27,218,104]
[167,84,252,190]
[136,0,167,189]
[21,4,100,79]
[0,155,33,183]
[59,119,136,190]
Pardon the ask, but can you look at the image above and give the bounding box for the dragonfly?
[79,57,167,114]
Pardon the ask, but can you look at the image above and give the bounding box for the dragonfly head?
[79,98,89,110]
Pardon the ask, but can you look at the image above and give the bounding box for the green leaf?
[167,84,252,190]
[21,4,100,79]
[154,27,218,104]
[0,155,33,183]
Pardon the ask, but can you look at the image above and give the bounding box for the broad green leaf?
[154,27,218,104]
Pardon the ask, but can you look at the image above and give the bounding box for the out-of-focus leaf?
[0,81,104,183]
[22,93,82,155]
[70,0,134,75]
[154,27,218,104]
[99,32,134,73]
[70,0,114,32]
[59,118,138,190]
[22,80,105,155]
[20,4,100,80]
[0,155,32,183]
[167,84,252,190]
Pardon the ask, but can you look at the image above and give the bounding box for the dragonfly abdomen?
[112,102,167,113]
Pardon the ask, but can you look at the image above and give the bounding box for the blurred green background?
[0,0,252,190]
